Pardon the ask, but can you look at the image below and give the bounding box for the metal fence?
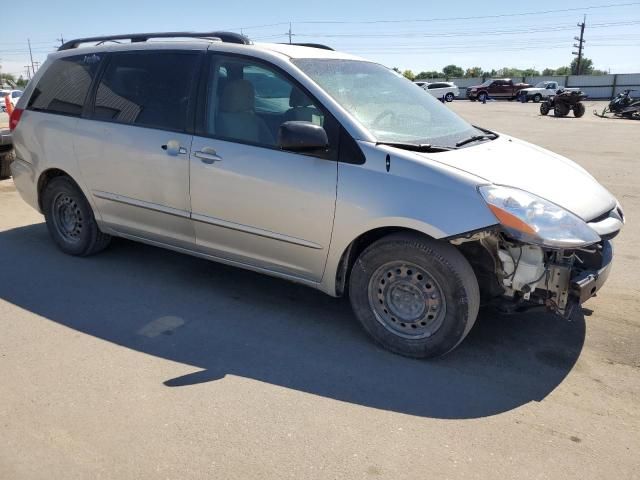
[424,74,640,99]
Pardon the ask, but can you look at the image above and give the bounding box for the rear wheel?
[445,92,454,102]
[573,103,586,117]
[42,176,111,256]
[348,232,480,358]
[554,103,570,117]
[533,93,542,103]
[540,103,550,115]
[0,149,15,179]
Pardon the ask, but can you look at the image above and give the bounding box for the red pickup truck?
[467,78,532,101]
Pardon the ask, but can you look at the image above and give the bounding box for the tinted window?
[93,52,199,132]
[28,54,102,116]
[12,91,22,98]
[207,57,328,149]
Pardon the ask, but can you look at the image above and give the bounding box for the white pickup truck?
[520,81,578,102]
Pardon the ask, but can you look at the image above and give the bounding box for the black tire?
[478,92,488,102]
[0,149,15,179]
[540,103,550,115]
[348,232,480,358]
[445,92,454,102]
[554,103,570,117]
[533,93,542,103]
[573,102,586,118]
[42,176,111,256]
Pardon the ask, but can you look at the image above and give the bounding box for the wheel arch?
[37,168,80,211]
[333,226,436,297]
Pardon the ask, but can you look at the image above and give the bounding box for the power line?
[291,1,640,24]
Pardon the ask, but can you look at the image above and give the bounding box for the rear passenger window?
[93,52,199,132]
[27,54,101,116]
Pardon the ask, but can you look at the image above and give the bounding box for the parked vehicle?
[519,81,573,102]
[594,89,640,119]
[540,89,587,117]
[0,90,23,112]
[10,32,624,358]
[467,78,531,101]
[0,130,14,178]
[417,81,460,102]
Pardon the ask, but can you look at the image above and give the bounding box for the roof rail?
[58,31,251,51]
[283,42,334,51]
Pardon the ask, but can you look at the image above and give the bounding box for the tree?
[464,67,483,78]
[542,68,556,76]
[442,64,464,78]
[522,68,540,77]
[392,67,401,74]
[571,57,593,75]
[415,71,443,80]
[16,76,28,88]
[402,69,415,81]
[555,66,571,75]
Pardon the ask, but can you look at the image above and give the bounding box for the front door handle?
[162,140,187,156]
[194,147,223,164]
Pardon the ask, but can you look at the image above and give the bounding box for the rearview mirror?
[278,121,328,153]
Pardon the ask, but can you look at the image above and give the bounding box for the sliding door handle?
[194,149,223,164]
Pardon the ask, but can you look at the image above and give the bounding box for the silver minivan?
[10,32,624,358]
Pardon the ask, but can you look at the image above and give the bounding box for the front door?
[189,54,339,281]
[74,50,202,248]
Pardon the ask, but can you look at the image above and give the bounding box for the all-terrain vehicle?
[540,89,587,117]
[594,89,640,119]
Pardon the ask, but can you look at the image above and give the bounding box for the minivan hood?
[419,135,616,221]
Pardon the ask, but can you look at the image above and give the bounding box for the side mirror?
[278,121,328,153]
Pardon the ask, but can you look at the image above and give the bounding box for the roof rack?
[58,31,251,51]
[283,43,334,51]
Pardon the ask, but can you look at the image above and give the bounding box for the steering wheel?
[372,109,396,128]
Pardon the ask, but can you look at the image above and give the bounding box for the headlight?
[479,185,600,248]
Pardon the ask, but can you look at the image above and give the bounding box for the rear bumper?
[0,129,12,152]
[11,158,40,212]
[570,240,613,304]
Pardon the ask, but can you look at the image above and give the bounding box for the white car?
[0,90,23,111]
[415,81,460,102]
[519,82,577,103]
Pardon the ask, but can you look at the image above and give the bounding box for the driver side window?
[206,57,326,148]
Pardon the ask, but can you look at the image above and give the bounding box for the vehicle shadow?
[0,223,585,419]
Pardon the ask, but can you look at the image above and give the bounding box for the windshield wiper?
[455,134,496,147]
[456,127,499,147]
[376,141,455,152]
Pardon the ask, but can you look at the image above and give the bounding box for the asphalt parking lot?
[0,102,638,479]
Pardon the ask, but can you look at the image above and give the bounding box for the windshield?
[293,59,478,146]
[0,91,8,98]
[535,82,548,88]
[479,79,493,87]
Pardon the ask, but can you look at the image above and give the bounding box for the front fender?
[319,143,497,295]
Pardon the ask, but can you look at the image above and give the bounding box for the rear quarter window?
[27,54,102,117]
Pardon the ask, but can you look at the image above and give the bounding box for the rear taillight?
[9,108,23,132]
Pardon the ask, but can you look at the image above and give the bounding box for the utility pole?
[288,22,292,44]
[28,38,35,73]
[572,15,586,75]
[24,66,32,80]
[33,61,40,72]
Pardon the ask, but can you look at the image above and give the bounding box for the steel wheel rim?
[368,261,447,339]
[52,192,83,243]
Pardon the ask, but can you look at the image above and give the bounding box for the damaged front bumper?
[570,240,613,305]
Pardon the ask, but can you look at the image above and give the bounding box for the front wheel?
[554,103,570,117]
[573,102,586,117]
[349,233,480,358]
[478,92,488,102]
[540,103,550,115]
[445,92,454,102]
[42,176,112,256]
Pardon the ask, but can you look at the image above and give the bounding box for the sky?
[1,0,639,79]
